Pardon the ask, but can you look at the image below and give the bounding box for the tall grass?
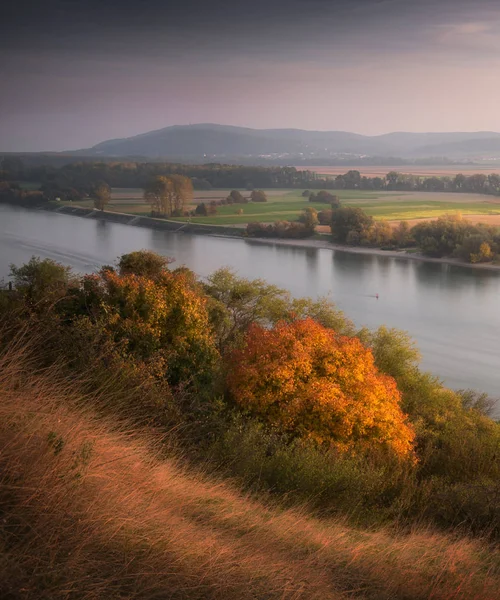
[1,340,498,599]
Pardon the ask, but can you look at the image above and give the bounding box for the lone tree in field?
[91,182,111,211]
[195,203,208,216]
[227,190,247,204]
[250,189,267,203]
[144,175,193,217]
[314,190,340,207]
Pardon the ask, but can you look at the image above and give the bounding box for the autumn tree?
[317,209,333,225]
[393,220,413,247]
[366,220,393,246]
[144,175,193,216]
[170,174,193,215]
[91,181,111,211]
[299,207,319,231]
[457,235,493,263]
[73,266,219,388]
[226,318,415,458]
[144,176,169,214]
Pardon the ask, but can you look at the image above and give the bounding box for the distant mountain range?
[74,124,500,163]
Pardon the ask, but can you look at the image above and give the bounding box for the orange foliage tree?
[226,318,415,458]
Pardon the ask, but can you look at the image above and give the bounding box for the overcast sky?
[2,0,500,151]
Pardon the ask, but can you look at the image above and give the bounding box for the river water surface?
[1,204,499,404]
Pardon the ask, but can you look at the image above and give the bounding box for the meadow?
[2,341,499,600]
[64,187,500,226]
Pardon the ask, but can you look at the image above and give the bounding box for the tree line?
[3,156,500,197]
[329,207,500,263]
[0,157,314,191]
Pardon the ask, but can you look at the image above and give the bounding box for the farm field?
[302,165,500,177]
[65,187,500,226]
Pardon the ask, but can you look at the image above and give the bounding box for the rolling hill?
[77,124,500,162]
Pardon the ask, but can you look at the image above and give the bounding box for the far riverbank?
[40,203,500,273]
[243,236,500,272]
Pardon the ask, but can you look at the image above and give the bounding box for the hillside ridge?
[79,123,500,161]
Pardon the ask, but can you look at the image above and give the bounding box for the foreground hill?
[78,123,500,161]
[1,346,499,600]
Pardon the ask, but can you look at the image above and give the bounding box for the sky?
[2,0,500,151]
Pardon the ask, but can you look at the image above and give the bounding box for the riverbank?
[47,203,500,273]
[46,204,246,237]
[245,236,500,272]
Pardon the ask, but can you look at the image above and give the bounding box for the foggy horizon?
[3,0,500,151]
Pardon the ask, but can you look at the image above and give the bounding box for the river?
[1,203,499,404]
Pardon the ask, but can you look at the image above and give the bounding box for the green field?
[66,188,500,226]
[347,200,500,221]
[171,190,500,225]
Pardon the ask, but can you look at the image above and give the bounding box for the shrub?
[195,202,208,216]
[246,221,313,239]
[313,190,340,207]
[317,209,333,225]
[118,250,173,279]
[66,267,220,390]
[250,190,267,202]
[298,207,318,231]
[9,256,73,305]
[227,190,248,204]
[331,207,373,244]
[412,214,475,257]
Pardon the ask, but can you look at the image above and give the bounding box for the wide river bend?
[1,204,499,405]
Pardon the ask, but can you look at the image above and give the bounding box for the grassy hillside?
[1,343,499,600]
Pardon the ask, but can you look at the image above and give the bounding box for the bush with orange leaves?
[68,267,219,389]
[226,318,415,459]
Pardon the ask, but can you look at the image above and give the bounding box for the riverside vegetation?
[0,250,499,598]
[3,156,500,263]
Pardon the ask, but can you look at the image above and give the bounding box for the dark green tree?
[331,207,373,244]
[250,189,267,203]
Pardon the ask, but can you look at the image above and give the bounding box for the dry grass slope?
[1,342,499,599]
